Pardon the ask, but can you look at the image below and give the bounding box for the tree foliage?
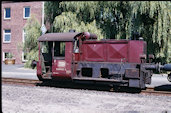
[44,1,62,32]
[59,1,132,39]
[24,15,41,68]
[130,1,171,63]
[45,1,171,63]
[53,12,104,39]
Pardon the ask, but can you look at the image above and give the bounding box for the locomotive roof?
[38,32,82,42]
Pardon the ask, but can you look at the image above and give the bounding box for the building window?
[4,29,11,43]
[3,52,11,60]
[22,51,28,62]
[4,8,11,19]
[24,7,30,18]
[22,30,28,62]
[23,30,26,43]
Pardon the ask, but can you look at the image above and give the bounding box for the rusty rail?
[141,87,171,96]
[2,77,41,86]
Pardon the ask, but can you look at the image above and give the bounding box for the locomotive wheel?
[167,73,171,82]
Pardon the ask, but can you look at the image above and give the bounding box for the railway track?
[141,87,171,96]
[2,77,171,96]
[2,77,41,86]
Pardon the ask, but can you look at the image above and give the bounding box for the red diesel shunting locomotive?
[35,31,171,89]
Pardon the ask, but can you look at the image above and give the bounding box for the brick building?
[1,1,43,64]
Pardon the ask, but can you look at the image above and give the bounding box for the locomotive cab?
[36,32,97,81]
[37,33,78,81]
[39,41,67,79]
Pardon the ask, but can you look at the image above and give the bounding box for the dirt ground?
[2,84,171,113]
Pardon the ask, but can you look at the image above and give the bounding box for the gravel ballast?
[2,84,171,113]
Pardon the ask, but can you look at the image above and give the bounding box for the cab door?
[52,41,73,78]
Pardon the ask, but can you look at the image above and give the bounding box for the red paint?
[36,61,42,76]
[81,40,145,63]
[52,42,73,78]
[107,42,128,62]
[128,41,146,63]
[37,43,42,76]
[82,43,106,61]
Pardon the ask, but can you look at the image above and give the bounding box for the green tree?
[44,1,62,32]
[59,1,132,39]
[130,1,171,63]
[23,15,41,68]
[53,12,104,40]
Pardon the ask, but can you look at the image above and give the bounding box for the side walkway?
[2,63,38,80]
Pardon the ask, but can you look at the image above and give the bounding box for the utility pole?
[41,1,47,35]
[42,1,44,26]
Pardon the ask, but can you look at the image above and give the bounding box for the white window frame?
[4,8,11,19]
[23,6,31,19]
[3,52,5,61]
[22,51,28,62]
[22,29,28,62]
[3,29,11,43]
[23,29,26,43]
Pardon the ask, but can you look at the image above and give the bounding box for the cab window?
[41,41,49,53]
[54,42,65,57]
